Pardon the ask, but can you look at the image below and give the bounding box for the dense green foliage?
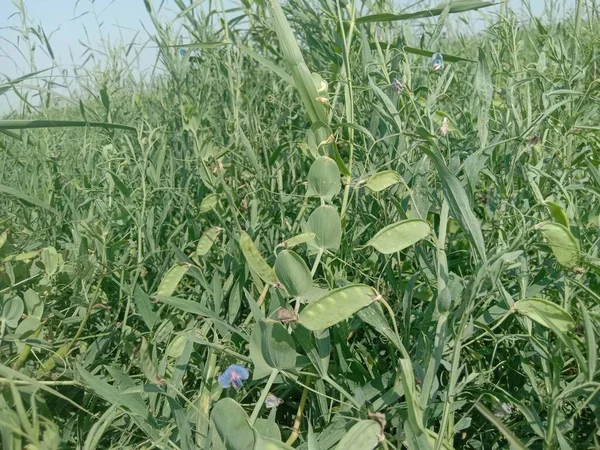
[1,0,600,448]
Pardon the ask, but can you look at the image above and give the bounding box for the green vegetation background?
[1,0,599,449]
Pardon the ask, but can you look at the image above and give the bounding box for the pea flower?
[430,53,444,72]
[265,394,284,409]
[179,48,187,56]
[218,364,249,390]
[493,402,512,418]
[391,78,404,93]
[440,117,449,137]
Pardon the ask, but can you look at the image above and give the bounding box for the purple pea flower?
[218,364,249,390]
[391,78,404,94]
[430,52,444,72]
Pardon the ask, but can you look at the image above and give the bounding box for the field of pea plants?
[1,0,599,448]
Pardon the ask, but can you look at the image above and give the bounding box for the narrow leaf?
[0,119,135,132]
[356,1,494,24]
[422,149,487,263]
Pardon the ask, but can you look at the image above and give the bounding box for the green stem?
[249,368,278,425]
[379,297,410,361]
[545,399,557,449]
[242,283,270,327]
[285,377,310,446]
[338,0,356,221]
[311,249,324,276]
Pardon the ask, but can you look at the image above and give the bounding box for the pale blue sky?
[0,0,566,112]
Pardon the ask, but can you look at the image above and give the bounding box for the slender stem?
[0,378,81,386]
[434,272,485,450]
[460,310,514,349]
[0,321,5,348]
[249,369,278,425]
[379,297,410,361]
[196,346,217,448]
[545,398,557,449]
[311,249,324,276]
[338,0,356,221]
[291,197,308,234]
[242,283,270,327]
[285,377,310,446]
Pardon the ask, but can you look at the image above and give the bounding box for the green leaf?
[41,246,59,276]
[475,47,493,146]
[334,420,381,450]
[133,284,157,330]
[155,264,189,297]
[422,149,487,263]
[196,227,222,257]
[356,0,494,24]
[357,302,403,352]
[579,301,597,381]
[156,295,249,341]
[23,289,43,319]
[199,194,220,214]
[239,45,294,86]
[264,0,328,125]
[252,427,294,449]
[306,205,342,253]
[15,316,41,353]
[274,250,312,297]
[537,222,579,267]
[1,296,24,328]
[308,422,320,450]
[0,230,7,250]
[402,46,476,63]
[99,86,110,112]
[366,219,431,254]
[0,184,58,215]
[255,417,281,441]
[211,398,254,450]
[0,119,135,132]
[0,67,52,97]
[177,41,229,49]
[76,363,159,431]
[250,323,275,380]
[298,285,378,331]
[365,170,402,192]
[545,202,569,229]
[259,319,297,371]
[398,359,425,436]
[307,156,340,202]
[239,231,278,285]
[166,396,194,450]
[307,122,333,158]
[513,298,575,332]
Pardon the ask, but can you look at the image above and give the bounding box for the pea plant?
[1,0,599,449]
